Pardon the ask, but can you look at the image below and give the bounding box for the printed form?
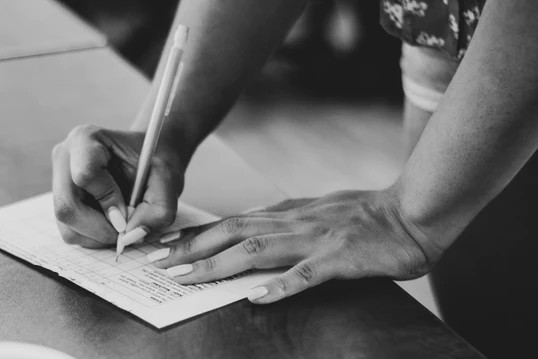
[0,193,281,328]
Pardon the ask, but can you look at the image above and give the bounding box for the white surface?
[0,193,283,328]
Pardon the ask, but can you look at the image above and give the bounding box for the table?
[0,2,485,358]
[0,0,105,61]
[0,48,285,216]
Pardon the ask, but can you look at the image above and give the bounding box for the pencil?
[116,25,189,262]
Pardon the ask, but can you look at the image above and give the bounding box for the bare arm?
[397,0,538,258]
[52,0,306,246]
[133,0,307,160]
[56,0,538,302]
[145,0,538,304]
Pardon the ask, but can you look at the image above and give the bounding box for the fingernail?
[108,206,127,233]
[159,231,181,244]
[166,264,193,277]
[247,286,269,302]
[146,248,171,262]
[122,227,147,246]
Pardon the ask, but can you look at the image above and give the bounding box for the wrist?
[159,113,206,165]
[387,179,469,263]
[380,184,446,267]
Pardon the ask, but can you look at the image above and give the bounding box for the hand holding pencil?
[116,25,189,260]
[51,26,190,250]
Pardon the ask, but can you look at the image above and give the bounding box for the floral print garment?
[380,0,486,59]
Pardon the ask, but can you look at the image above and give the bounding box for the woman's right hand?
[52,125,187,248]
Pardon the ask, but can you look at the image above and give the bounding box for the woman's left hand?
[150,189,437,304]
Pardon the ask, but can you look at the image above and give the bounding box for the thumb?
[69,135,127,233]
[126,156,184,235]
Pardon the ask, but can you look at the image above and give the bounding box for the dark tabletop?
[1,252,483,359]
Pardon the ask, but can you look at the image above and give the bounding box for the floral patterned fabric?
[380,0,486,60]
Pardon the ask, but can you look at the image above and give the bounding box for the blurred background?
[56,0,437,315]
[55,0,409,193]
[57,0,402,98]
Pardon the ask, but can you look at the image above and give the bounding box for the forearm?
[396,0,538,257]
[133,0,306,159]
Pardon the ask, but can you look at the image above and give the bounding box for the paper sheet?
[0,193,281,328]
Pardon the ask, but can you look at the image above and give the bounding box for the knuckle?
[92,186,116,203]
[71,166,95,188]
[71,147,109,189]
[241,236,269,256]
[54,197,77,225]
[273,277,288,294]
[178,237,194,255]
[51,143,65,161]
[310,223,330,238]
[201,257,217,272]
[150,206,176,227]
[220,217,245,235]
[69,124,100,141]
[293,262,316,283]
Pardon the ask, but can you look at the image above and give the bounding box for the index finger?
[151,217,295,269]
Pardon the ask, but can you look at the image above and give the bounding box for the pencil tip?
[115,255,119,263]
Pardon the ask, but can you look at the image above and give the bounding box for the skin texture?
[403,99,432,157]
[398,0,538,248]
[52,126,186,246]
[153,191,430,304]
[52,0,538,304]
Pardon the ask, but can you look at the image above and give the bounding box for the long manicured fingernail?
[166,264,193,277]
[247,286,269,302]
[159,231,181,244]
[122,227,147,246]
[146,248,171,262]
[108,206,127,233]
